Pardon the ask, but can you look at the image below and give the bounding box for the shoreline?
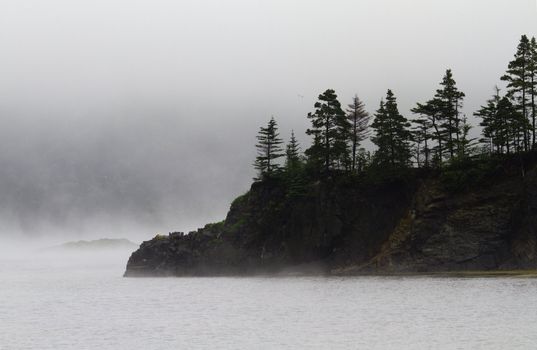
[124,269,537,278]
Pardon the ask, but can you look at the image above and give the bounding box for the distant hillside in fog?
[47,238,138,252]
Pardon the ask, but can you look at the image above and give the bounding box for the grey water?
[2,253,537,350]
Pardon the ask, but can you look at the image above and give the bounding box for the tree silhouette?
[371,90,412,167]
[346,95,370,172]
[285,130,301,170]
[254,117,284,179]
[502,35,532,150]
[305,89,349,173]
[411,98,445,165]
[434,69,465,159]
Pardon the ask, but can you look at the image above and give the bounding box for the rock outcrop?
[125,155,537,276]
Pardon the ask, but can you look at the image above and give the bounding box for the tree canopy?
[249,34,537,181]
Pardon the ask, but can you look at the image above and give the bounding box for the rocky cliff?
[124,154,537,276]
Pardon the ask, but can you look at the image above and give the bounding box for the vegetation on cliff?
[253,35,537,185]
[124,35,537,276]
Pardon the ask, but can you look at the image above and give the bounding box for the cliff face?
[125,156,537,277]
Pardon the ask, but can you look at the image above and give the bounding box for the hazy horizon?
[1,0,536,243]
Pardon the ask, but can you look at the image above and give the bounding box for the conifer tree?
[254,117,284,179]
[457,116,477,158]
[355,148,371,172]
[475,88,502,154]
[435,69,465,159]
[476,87,526,156]
[305,89,349,173]
[411,114,432,168]
[502,35,532,150]
[411,98,445,165]
[497,96,522,153]
[284,131,307,197]
[530,36,537,147]
[346,95,370,172]
[371,90,412,167]
[285,130,301,170]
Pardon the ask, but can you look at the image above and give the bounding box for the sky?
[0,0,536,242]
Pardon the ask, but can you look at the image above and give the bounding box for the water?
[2,253,537,350]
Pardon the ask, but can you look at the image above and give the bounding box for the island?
[48,238,138,252]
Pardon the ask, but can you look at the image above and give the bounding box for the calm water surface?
[1,253,537,350]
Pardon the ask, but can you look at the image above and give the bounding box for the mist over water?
[1,2,537,349]
[2,252,537,350]
[0,0,536,242]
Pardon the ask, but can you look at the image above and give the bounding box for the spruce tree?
[254,117,284,179]
[475,88,502,154]
[476,89,525,156]
[305,89,348,173]
[285,130,301,170]
[346,95,370,172]
[497,96,522,153]
[284,131,307,197]
[435,69,465,159]
[371,90,412,167]
[457,116,477,158]
[502,35,532,150]
[411,113,432,168]
[530,36,537,148]
[355,148,371,172]
[411,98,445,165]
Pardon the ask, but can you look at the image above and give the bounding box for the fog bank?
[0,0,536,241]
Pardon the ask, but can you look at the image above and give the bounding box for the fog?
[0,0,536,243]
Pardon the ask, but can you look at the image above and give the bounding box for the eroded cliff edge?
[125,155,537,276]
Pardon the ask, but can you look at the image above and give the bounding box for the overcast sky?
[0,0,536,241]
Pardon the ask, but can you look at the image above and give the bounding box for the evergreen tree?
[475,87,503,154]
[284,130,307,197]
[285,130,301,170]
[476,87,526,156]
[410,113,432,168]
[355,148,371,172]
[305,89,349,173]
[497,96,523,153]
[305,133,323,172]
[457,115,477,158]
[502,35,532,150]
[254,117,284,179]
[435,69,465,159]
[346,95,370,172]
[371,90,412,167]
[411,98,446,165]
[530,36,537,148]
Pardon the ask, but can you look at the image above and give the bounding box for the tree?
[530,36,537,148]
[346,95,370,172]
[254,117,284,179]
[497,96,524,153]
[457,115,477,158]
[285,130,301,170]
[476,87,525,156]
[371,90,412,167]
[435,69,465,159]
[475,87,501,154]
[411,113,432,168]
[502,35,532,150]
[355,148,371,172]
[305,89,349,173]
[411,98,445,166]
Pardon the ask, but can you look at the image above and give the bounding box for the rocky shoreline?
[125,154,537,277]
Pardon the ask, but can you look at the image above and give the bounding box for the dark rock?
[125,156,537,277]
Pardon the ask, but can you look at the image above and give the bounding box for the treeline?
[253,35,537,180]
